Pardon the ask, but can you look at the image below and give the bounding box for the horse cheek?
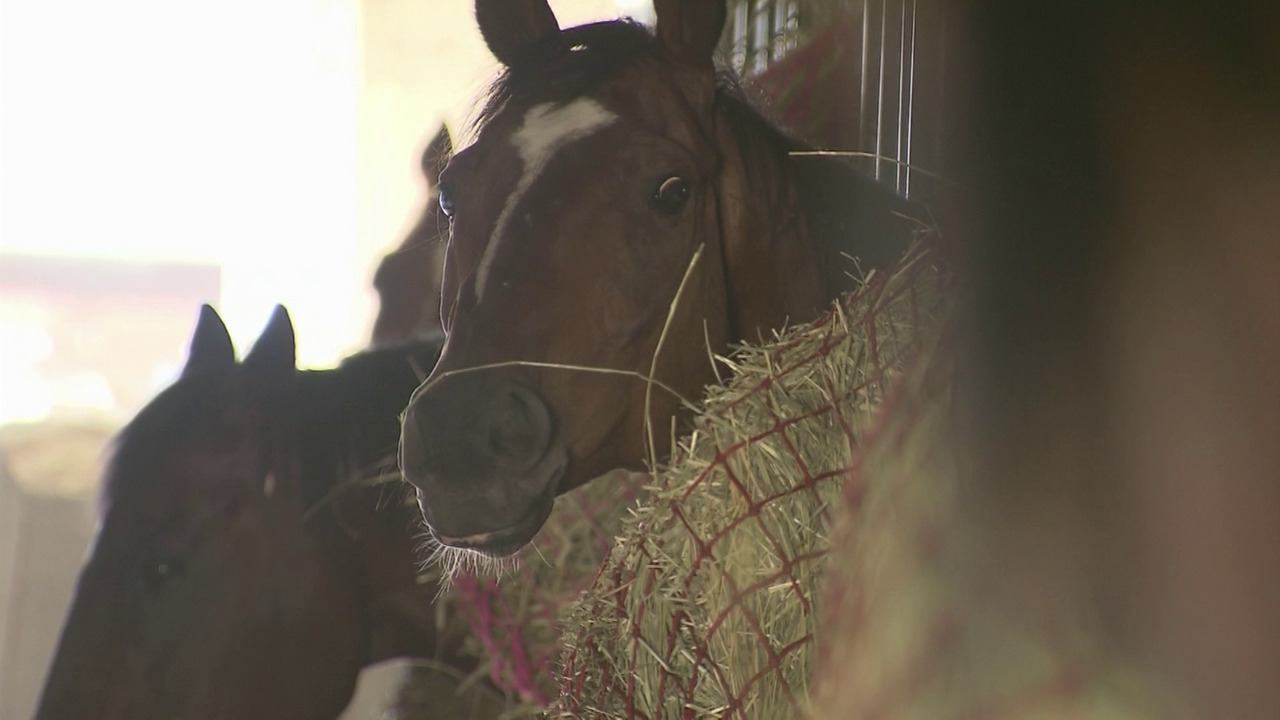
[733,212,824,338]
[596,280,652,349]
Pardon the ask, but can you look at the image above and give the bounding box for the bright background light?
[0,2,650,716]
[3,0,362,367]
[0,0,631,424]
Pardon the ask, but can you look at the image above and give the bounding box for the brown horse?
[398,0,923,556]
[372,124,454,346]
[35,306,480,720]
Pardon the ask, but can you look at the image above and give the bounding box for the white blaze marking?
[475,98,618,301]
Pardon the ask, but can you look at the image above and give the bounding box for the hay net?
[552,242,950,719]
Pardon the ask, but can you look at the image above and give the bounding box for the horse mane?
[715,80,927,285]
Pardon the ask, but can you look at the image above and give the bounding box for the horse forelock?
[466,20,653,140]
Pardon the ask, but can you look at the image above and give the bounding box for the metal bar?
[785,0,799,53]
[867,0,888,181]
[898,0,917,196]
[731,1,750,74]
[772,0,787,63]
[753,0,771,74]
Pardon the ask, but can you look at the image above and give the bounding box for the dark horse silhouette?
[35,306,482,720]
[372,124,454,346]
[398,0,923,556]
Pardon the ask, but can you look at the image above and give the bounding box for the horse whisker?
[413,518,522,600]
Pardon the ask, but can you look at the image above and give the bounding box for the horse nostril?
[481,383,553,472]
[488,392,533,457]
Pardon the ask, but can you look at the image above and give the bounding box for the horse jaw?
[711,116,828,342]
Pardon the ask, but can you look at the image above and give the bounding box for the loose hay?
[553,244,950,719]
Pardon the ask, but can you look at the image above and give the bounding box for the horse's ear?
[243,305,297,383]
[420,124,453,182]
[182,304,236,377]
[475,0,560,66]
[654,0,726,72]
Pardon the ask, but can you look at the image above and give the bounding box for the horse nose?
[400,376,554,494]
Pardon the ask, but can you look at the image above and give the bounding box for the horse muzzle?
[399,373,565,556]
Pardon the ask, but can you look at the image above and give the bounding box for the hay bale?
[553,245,950,719]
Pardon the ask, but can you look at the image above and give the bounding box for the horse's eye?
[438,181,456,218]
[652,176,690,215]
[143,556,187,589]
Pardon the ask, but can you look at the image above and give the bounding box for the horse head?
[36,306,459,719]
[400,0,920,556]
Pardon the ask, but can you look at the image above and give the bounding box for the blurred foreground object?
[813,2,1280,718]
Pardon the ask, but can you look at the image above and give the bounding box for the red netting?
[552,247,949,718]
[446,469,649,710]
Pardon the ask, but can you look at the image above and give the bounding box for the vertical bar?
[884,0,903,195]
[731,0,750,74]
[885,0,908,194]
[772,0,787,63]
[876,0,900,186]
[894,0,904,193]
[785,0,800,53]
[897,0,917,196]
[753,0,770,74]
[860,0,883,180]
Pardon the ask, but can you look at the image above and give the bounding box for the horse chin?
[419,451,566,558]
[426,491,555,558]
